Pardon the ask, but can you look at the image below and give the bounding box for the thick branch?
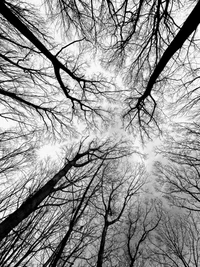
[0,1,85,100]
[97,223,108,267]
[0,88,50,112]
[137,0,200,105]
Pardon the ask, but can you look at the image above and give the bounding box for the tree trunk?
[96,223,108,267]
[0,161,73,242]
[140,0,200,101]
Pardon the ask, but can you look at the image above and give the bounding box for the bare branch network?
[0,0,200,266]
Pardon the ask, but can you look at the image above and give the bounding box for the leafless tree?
[0,137,132,241]
[0,0,115,134]
[122,198,162,267]
[45,0,200,136]
[3,0,200,266]
[0,137,135,266]
[155,122,200,211]
[149,209,200,267]
[78,160,147,267]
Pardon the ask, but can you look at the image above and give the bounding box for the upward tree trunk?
[138,0,200,102]
[47,222,74,267]
[46,162,103,267]
[96,223,108,267]
[0,161,73,242]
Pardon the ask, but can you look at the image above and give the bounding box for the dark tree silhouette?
[0,138,131,242]
[94,162,145,267]
[122,199,161,267]
[0,138,145,266]
[2,0,200,266]
[155,122,200,211]
[149,210,200,267]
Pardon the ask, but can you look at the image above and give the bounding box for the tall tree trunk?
[46,162,103,267]
[0,161,74,242]
[138,0,200,102]
[97,223,108,267]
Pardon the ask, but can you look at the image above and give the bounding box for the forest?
[0,0,200,266]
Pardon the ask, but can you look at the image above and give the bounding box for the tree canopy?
[1,0,200,266]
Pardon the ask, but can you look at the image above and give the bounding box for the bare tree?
[78,160,146,267]
[0,137,135,266]
[0,128,38,181]
[155,122,200,211]
[0,137,132,242]
[44,0,200,136]
[43,158,105,267]
[149,209,200,267]
[122,198,162,267]
[4,0,200,266]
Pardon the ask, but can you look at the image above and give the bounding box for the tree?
[78,160,146,267]
[149,209,200,267]
[45,0,200,135]
[155,122,200,211]
[122,198,162,267]
[2,0,200,266]
[0,137,137,266]
[0,0,114,133]
[0,128,37,182]
[0,137,132,241]
[0,1,143,265]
